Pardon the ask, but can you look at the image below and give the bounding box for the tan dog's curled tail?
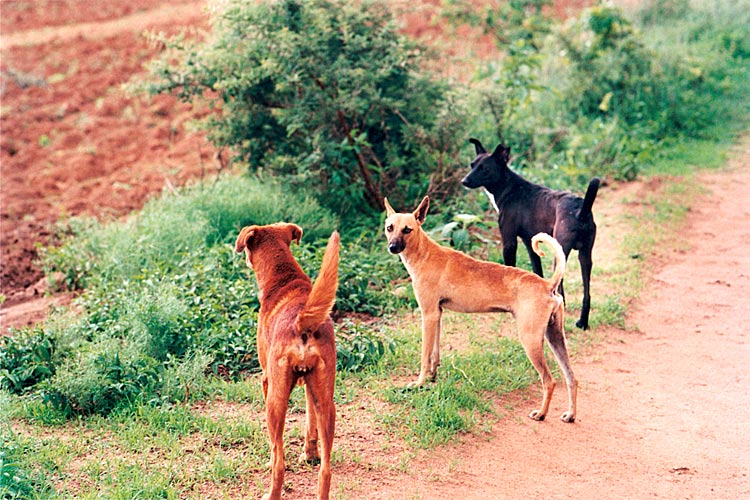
[295,231,340,333]
[531,233,566,294]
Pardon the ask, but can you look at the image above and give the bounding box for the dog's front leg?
[409,307,442,387]
[502,237,518,268]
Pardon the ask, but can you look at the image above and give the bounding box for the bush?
[41,177,336,291]
[12,175,411,416]
[41,343,162,416]
[16,178,337,415]
[137,0,469,217]
[447,2,649,183]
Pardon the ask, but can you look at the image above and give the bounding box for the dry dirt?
[3,2,750,499]
[1,0,216,328]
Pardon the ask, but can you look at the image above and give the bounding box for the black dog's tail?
[578,177,600,220]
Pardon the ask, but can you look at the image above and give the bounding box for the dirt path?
[368,143,750,499]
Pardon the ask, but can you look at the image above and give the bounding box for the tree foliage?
[140,0,468,215]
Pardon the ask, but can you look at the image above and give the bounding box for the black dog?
[461,138,600,330]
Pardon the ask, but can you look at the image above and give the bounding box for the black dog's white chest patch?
[484,188,499,213]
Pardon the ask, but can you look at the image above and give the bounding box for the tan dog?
[384,196,577,422]
[235,223,340,500]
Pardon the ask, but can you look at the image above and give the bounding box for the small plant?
[336,319,395,373]
[428,213,493,252]
[0,327,55,394]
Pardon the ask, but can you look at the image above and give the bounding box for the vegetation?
[138,0,469,218]
[3,0,750,497]
[0,178,404,418]
[447,0,750,187]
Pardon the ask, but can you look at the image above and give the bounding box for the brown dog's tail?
[531,233,566,294]
[295,231,340,333]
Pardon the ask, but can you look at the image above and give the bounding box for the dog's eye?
[402,227,412,234]
[386,224,393,233]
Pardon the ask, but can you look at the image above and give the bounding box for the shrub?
[40,344,162,416]
[445,1,648,183]
[41,177,336,291]
[448,1,750,186]
[137,0,469,217]
[17,178,337,415]
[18,175,411,416]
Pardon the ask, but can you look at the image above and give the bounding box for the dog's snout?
[388,240,404,254]
[461,173,479,188]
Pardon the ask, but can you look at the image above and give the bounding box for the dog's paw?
[528,409,546,421]
[299,452,321,466]
[406,379,426,390]
[560,411,576,423]
[575,319,589,330]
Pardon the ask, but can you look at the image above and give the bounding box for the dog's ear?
[413,196,430,225]
[492,144,511,164]
[284,223,303,246]
[235,226,256,253]
[384,197,396,216]
[469,138,486,155]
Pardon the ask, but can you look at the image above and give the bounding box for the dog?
[235,223,340,500]
[384,196,577,422]
[461,138,600,330]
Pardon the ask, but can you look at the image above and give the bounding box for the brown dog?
[384,196,577,422]
[235,223,340,500]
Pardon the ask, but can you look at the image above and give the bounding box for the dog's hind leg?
[315,403,335,500]
[545,310,577,422]
[307,370,336,500]
[516,310,555,421]
[263,370,294,500]
[301,382,321,464]
[261,372,269,403]
[576,248,593,330]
